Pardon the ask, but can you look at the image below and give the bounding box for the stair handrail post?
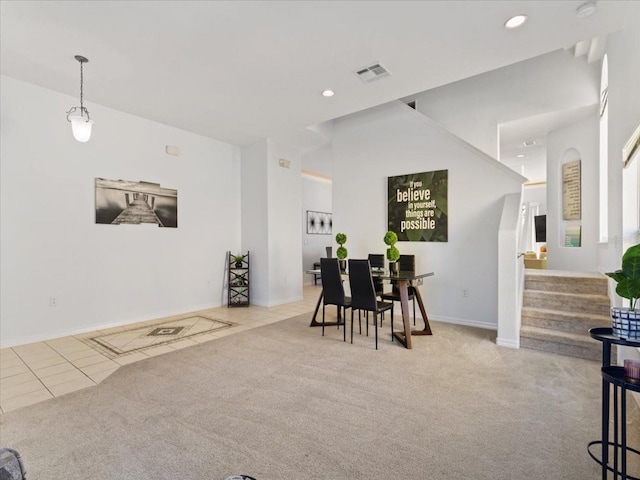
[497,192,524,348]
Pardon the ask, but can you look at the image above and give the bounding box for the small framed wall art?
[306,210,332,234]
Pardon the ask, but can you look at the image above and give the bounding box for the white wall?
[412,49,600,159]
[0,76,241,347]
[332,101,524,329]
[546,116,599,271]
[301,175,332,283]
[240,139,304,306]
[301,144,333,283]
[622,159,639,247]
[241,140,269,306]
[522,184,547,215]
[301,142,333,178]
[266,140,303,305]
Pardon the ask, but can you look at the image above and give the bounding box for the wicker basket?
[611,307,640,340]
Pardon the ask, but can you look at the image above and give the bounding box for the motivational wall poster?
[562,160,581,221]
[387,169,448,242]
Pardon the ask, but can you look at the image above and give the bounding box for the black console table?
[588,327,640,480]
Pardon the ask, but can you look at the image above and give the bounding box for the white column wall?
[603,2,640,370]
[240,139,304,306]
[266,140,303,305]
[0,76,241,347]
[241,140,269,306]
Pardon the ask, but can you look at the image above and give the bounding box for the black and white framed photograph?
[95,178,178,227]
[306,210,332,234]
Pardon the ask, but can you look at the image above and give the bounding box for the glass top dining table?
[306,268,434,349]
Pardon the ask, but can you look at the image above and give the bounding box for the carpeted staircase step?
[523,290,610,316]
[521,307,611,335]
[520,270,612,360]
[520,326,608,361]
[524,270,608,295]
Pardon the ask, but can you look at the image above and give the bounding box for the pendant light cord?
[79,60,85,117]
[65,55,91,123]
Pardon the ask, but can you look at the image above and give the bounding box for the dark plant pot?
[389,261,399,274]
[235,262,243,268]
[339,259,347,272]
[611,307,640,340]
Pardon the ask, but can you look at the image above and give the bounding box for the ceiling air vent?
[355,63,391,83]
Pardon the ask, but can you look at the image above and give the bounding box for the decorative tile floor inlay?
[84,316,235,358]
[148,326,185,336]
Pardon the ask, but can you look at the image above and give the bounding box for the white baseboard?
[427,315,521,347]
[496,337,520,349]
[428,314,496,331]
[253,295,305,307]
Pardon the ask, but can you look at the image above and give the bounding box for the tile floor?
[0,285,322,414]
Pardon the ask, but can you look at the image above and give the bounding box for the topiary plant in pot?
[605,243,640,339]
[335,233,348,272]
[384,230,400,273]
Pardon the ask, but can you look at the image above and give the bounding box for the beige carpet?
[0,313,637,480]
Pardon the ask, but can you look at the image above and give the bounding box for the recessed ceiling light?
[517,154,525,158]
[505,14,528,29]
[523,139,537,147]
[576,2,597,18]
[321,89,335,97]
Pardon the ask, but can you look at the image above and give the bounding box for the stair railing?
[497,192,525,348]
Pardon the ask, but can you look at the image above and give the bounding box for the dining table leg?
[391,280,413,349]
[309,289,345,327]
[391,280,433,348]
[412,287,433,335]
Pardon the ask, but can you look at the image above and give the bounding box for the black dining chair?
[348,259,394,349]
[320,258,351,338]
[367,254,385,297]
[380,254,417,325]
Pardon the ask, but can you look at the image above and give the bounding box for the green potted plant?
[605,243,640,339]
[335,233,348,272]
[233,254,245,268]
[384,230,400,273]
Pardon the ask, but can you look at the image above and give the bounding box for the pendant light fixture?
[66,55,94,142]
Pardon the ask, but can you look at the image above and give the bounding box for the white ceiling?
[0,1,630,148]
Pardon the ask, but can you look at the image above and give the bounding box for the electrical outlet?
[462,288,468,298]
[49,296,57,307]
